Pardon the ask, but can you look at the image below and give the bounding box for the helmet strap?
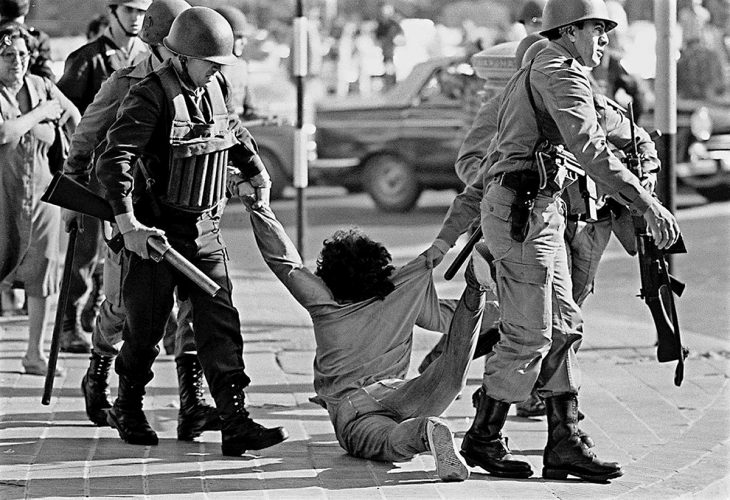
[110,6,138,38]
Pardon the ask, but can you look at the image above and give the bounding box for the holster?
[508,171,540,243]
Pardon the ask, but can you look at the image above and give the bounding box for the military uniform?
[96,47,286,453]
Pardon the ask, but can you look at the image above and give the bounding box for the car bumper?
[678,140,730,188]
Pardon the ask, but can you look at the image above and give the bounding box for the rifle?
[41,172,221,298]
[626,103,689,386]
[42,221,77,405]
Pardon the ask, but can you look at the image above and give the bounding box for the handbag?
[43,78,70,174]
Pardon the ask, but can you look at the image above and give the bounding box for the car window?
[418,63,473,105]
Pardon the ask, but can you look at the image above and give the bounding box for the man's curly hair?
[316,228,395,303]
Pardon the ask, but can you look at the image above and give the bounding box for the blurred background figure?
[0,24,80,375]
[55,0,150,354]
[85,14,109,41]
[0,0,55,81]
[677,0,728,98]
[518,0,547,36]
[374,2,402,89]
[214,5,259,119]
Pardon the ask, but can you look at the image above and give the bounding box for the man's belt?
[567,204,612,222]
[494,170,561,197]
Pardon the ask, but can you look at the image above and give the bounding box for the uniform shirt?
[63,54,161,186]
[96,61,266,217]
[57,27,147,114]
[435,41,659,249]
[490,40,653,212]
[249,204,451,409]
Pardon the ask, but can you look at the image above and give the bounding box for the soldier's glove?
[248,171,272,209]
[115,212,166,260]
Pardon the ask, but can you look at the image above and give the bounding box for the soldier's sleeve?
[96,80,162,215]
[64,72,127,185]
[455,94,500,185]
[57,49,90,112]
[435,174,484,248]
[542,65,654,214]
[602,99,660,169]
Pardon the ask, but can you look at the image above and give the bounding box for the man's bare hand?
[421,244,446,269]
[643,201,680,250]
[120,222,166,259]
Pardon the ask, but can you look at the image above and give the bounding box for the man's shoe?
[543,394,622,482]
[176,354,221,441]
[80,272,104,333]
[516,390,546,417]
[60,315,91,353]
[81,350,113,426]
[426,417,469,482]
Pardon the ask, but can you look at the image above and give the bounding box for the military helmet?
[0,0,29,18]
[521,37,550,66]
[540,0,617,35]
[139,0,190,45]
[514,33,544,66]
[107,0,152,10]
[163,6,238,65]
[214,5,249,37]
[519,0,546,24]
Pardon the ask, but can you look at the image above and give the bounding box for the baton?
[444,225,483,281]
[42,222,78,405]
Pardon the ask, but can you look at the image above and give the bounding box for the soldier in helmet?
[0,0,55,80]
[424,0,680,482]
[214,5,258,119]
[518,0,547,35]
[95,6,287,456]
[55,0,151,355]
[63,0,222,443]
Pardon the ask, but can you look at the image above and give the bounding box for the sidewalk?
[1,267,729,499]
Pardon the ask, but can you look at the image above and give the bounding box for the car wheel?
[258,148,287,200]
[362,155,421,212]
[695,184,730,202]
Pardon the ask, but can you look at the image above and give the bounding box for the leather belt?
[567,204,613,222]
[493,171,560,197]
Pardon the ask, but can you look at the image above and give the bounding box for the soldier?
[63,0,220,442]
[55,0,150,353]
[427,0,680,482]
[95,6,287,455]
[0,0,55,80]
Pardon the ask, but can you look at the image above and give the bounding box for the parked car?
[311,56,475,212]
[676,99,730,201]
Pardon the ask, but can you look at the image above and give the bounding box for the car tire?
[362,155,421,212]
[695,184,730,202]
[258,148,287,200]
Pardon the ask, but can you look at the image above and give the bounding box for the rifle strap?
[135,159,162,219]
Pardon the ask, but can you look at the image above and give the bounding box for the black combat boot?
[60,312,91,353]
[176,354,221,441]
[80,271,105,333]
[218,380,288,456]
[106,375,158,445]
[542,394,622,482]
[460,386,534,478]
[81,350,114,426]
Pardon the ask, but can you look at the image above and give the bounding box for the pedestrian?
[0,24,80,376]
[236,190,483,481]
[55,0,151,354]
[374,3,402,89]
[94,6,287,455]
[62,0,219,442]
[0,0,55,81]
[428,0,680,482]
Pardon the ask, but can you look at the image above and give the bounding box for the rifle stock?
[41,172,220,297]
[42,223,77,405]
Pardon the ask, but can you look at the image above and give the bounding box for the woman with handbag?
[0,23,79,375]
